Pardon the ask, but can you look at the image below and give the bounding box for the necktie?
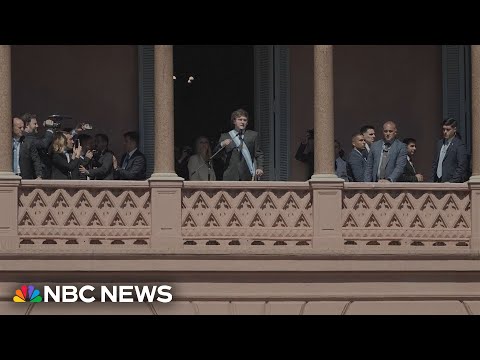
[361,149,368,161]
[238,134,244,160]
[378,143,390,180]
[122,154,130,169]
[436,142,449,179]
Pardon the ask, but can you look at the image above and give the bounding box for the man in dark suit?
[432,118,468,183]
[346,133,367,182]
[364,121,407,182]
[216,109,264,181]
[15,116,43,179]
[360,125,376,155]
[295,129,314,179]
[399,138,423,182]
[113,131,146,180]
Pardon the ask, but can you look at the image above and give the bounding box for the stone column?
[152,45,177,178]
[0,45,20,250]
[471,46,480,180]
[312,45,336,179]
[0,45,12,177]
[469,45,480,251]
[149,45,183,250]
[310,45,344,251]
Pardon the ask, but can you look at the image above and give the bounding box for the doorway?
[139,45,290,180]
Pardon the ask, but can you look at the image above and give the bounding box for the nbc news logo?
[13,284,173,303]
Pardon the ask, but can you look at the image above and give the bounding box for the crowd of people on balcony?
[12,110,471,183]
[11,113,146,180]
[295,118,470,183]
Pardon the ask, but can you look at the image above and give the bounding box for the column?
[0,45,20,250]
[469,45,480,251]
[149,45,183,249]
[0,45,12,177]
[312,45,336,179]
[152,45,177,178]
[310,45,344,251]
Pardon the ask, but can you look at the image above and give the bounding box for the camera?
[44,114,72,129]
[43,119,61,129]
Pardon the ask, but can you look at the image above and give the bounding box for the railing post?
[310,181,344,250]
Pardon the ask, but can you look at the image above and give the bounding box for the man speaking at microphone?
[215,109,264,181]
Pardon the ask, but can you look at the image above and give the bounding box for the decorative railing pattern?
[181,182,312,247]
[342,184,471,248]
[18,181,151,247]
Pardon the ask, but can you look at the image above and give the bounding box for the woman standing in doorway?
[188,136,216,181]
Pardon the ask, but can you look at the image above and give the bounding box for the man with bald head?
[364,121,407,182]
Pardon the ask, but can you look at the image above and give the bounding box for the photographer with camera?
[50,132,83,180]
[16,113,56,179]
[295,129,314,179]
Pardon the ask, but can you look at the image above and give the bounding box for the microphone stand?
[190,132,242,180]
[190,141,228,180]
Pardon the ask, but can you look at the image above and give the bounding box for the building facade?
[1,45,480,315]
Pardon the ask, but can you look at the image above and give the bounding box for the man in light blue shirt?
[12,117,24,176]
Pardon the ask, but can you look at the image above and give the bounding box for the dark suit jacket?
[50,152,80,180]
[295,143,314,178]
[346,149,366,182]
[115,149,147,180]
[217,130,264,181]
[19,134,43,179]
[70,155,91,180]
[399,159,418,182]
[34,129,54,179]
[89,150,114,180]
[431,137,468,183]
[364,138,407,182]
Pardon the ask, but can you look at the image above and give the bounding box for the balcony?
[3,179,479,315]
[12,180,474,255]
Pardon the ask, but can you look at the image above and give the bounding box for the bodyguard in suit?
[399,138,423,182]
[13,116,43,179]
[432,118,468,183]
[360,125,376,155]
[364,121,407,182]
[216,109,264,181]
[113,131,147,180]
[346,133,367,182]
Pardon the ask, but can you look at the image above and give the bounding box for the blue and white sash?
[229,130,255,176]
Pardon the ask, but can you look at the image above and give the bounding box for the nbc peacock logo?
[13,285,43,303]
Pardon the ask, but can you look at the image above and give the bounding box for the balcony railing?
[342,183,471,250]
[182,182,312,247]
[14,180,474,255]
[18,180,150,248]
